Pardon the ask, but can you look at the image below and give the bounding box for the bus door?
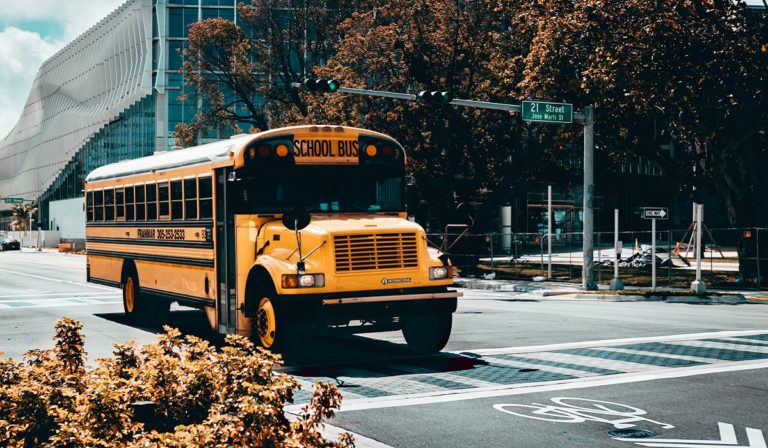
[215,168,237,334]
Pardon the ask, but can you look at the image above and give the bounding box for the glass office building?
[0,0,244,233]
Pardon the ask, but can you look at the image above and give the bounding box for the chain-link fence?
[429,227,765,290]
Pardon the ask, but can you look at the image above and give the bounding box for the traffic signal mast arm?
[293,80,590,123]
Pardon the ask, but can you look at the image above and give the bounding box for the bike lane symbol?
[493,397,675,430]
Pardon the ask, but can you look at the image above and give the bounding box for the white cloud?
[0,0,126,41]
[0,27,64,139]
[0,0,126,139]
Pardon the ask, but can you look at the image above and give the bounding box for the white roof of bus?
[85,134,254,182]
[85,125,401,183]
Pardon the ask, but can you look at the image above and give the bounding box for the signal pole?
[294,82,597,289]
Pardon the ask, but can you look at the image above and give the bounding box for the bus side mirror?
[281,208,310,231]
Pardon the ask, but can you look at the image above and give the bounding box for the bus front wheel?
[402,312,452,354]
[254,296,286,350]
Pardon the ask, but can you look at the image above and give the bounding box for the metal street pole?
[610,208,624,290]
[298,84,597,287]
[547,185,552,279]
[651,218,656,291]
[581,106,597,290]
[691,203,707,293]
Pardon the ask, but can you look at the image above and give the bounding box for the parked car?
[0,234,21,251]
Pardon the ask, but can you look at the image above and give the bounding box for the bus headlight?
[282,273,325,288]
[429,266,449,280]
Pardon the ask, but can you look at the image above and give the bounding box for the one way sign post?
[642,207,668,220]
[641,207,668,292]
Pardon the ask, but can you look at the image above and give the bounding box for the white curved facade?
[0,0,153,210]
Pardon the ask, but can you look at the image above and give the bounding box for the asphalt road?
[1,249,767,447]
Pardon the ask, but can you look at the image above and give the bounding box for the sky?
[0,0,126,139]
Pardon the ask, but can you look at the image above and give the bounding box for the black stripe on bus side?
[89,277,121,289]
[143,287,215,308]
[86,219,214,228]
[86,249,215,268]
[86,237,214,249]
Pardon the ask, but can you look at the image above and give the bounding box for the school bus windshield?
[233,165,404,213]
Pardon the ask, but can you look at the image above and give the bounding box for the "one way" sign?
[642,207,668,220]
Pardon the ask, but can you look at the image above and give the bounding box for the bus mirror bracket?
[282,208,311,274]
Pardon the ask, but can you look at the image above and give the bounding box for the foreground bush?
[0,318,354,447]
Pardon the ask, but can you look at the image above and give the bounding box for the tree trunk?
[712,131,768,285]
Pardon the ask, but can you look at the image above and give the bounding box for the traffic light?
[301,78,341,93]
[417,90,452,104]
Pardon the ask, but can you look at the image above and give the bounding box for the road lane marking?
[0,292,118,299]
[0,297,122,309]
[672,340,768,354]
[484,356,608,378]
[616,422,767,448]
[456,330,768,357]
[298,359,768,413]
[0,268,117,291]
[508,351,661,373]
[597,347,720,364]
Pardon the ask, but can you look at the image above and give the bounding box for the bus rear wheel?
[402,312,452,354]
[123,272,168,326]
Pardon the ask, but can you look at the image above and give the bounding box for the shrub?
[0,318,354,447]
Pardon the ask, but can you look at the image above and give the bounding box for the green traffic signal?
[302,78,341,93]
[417,90,452,104]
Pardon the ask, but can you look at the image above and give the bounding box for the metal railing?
[429,227,766,290]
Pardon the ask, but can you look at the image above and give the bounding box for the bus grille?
[334,233,419,272]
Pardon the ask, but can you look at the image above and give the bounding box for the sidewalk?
[453,277,768,304]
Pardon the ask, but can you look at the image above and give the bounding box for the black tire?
[122,269,168,326]
[252,294,294,352]
[402,312,453,354]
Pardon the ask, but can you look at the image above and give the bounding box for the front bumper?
[271,286,461,324]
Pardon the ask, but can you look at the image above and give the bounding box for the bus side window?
[86,191,94,222]
[136,184,146,220]
[126,186,135,221]
[116,188,125,220]
[94,190,104,221]
[199,177,213,219]
[147,183,157,220]
[105,189,115,221]
[184,178,198,219]
[171,180,183,220]
[159,181,170,218]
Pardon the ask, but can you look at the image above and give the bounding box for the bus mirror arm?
[295,225,304,274]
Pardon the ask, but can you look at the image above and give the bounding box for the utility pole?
[580,106,596,290]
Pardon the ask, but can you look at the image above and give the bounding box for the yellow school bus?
[85,125,460,352]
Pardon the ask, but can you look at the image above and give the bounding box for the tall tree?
[310,0,561,229]
[513,0,768,280]
[176,0,362,146]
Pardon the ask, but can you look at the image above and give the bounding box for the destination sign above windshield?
[292,137,360,164]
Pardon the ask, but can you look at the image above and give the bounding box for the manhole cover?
[608,428,657,438]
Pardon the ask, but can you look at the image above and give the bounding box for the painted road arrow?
[615,422,766,448]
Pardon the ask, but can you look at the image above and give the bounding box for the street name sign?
[3,198,23,204]
[642,207,668,220]
[522,100,573,124]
